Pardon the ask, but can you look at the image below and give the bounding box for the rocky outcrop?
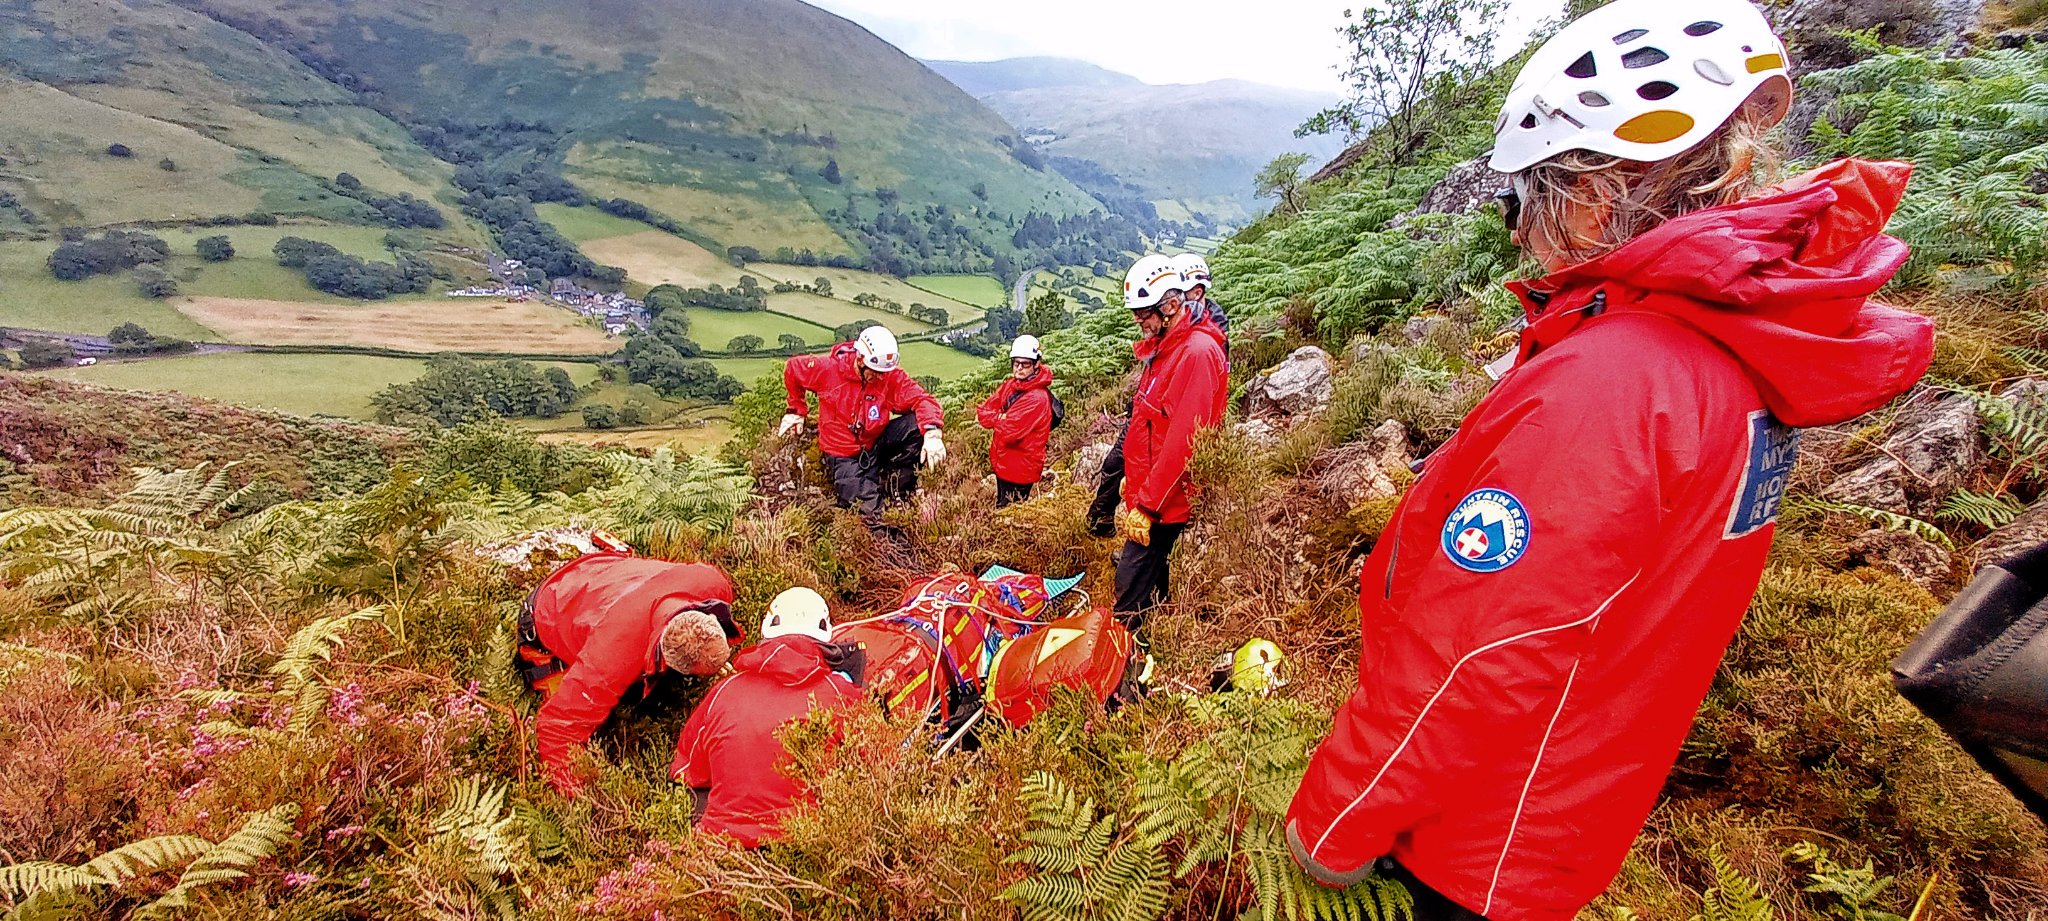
[1311,420,1414,508]
[1247,346,1335,419]
[1845,528,1953,592]
[1823,393,1983,515]
[1407,156,1510,218]
[1073,441,1115,490]
[1975,499,2048,569]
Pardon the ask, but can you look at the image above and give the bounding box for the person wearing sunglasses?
[1112,254,1227,634]
[1284,0,1935,917]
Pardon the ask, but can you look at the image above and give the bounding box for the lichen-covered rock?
[1248,346,1335,419]
[1822,393,1983,515]
[1845,528,1952,592]
[1407,156,1510,218]
[1236,418,1283,446]
[1312,420,1414,507]
[1072,441,1114,489]
[1976,499,2048,570]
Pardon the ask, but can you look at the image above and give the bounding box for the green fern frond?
[134,803,300,919]
[1799,500,1955,549]
[1937,490,2026,528]
[1696,852,1776,921]
[0,862,103,898]
[78,835,212,885]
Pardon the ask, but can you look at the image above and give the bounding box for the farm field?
[536,418,735,454]
[750,265,985,322]
[533,203,652,244]
[906,274,1006,308]
[901,341,984,380]
[1180,236,1222,255]
[157,224,397,261]
[763,292,933,332]
[176,297,616,354]
[565,152,853,258]
[683,308,830,352]
[41,353,603,419]
[0,242,218,338]
[580,230,747,290]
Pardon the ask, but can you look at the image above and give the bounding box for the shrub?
[105,143,131,158]
[135,265,178,298]
[582,403,620,429]
[195,235,234,262]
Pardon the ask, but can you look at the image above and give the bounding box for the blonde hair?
[1516,116,1781,267]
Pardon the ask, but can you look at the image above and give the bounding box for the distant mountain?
[928,57,1348,223]
[1,0,1118,273]
[925,57,1142,96]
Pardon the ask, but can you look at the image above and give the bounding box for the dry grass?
[580,231,746,290]
[176,296,616,354]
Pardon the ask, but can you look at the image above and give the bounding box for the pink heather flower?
[282,871,317,888]
[325,824,365,841]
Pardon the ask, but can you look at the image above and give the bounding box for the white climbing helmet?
[1009,334,1043,361]
[1487,0,1793,174]
[1170,253,1210,290]
[1123,254,1184,310]
[761,587,833,642]
[853,325,899,373]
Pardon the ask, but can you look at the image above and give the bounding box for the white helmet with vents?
[1009,334,1043,361]
[1487,0,1793,174]
[1170,253,1211,290]
[853,324,899,373]
[1123,254,1184,310]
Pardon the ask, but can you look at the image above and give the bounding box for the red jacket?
[1285,161,1933,921]
[784,343,945,458]
[976,366,1055,485]
[1123,312,1228,524]
[670,636,864,847]
[531,555,736,789]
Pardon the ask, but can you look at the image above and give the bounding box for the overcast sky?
[807,0,1561,96]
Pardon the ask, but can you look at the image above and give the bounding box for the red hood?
[1509,159,1934,428]
[1010,366,1053,392]
[1134,309,1224,362]
[733,636,832,687]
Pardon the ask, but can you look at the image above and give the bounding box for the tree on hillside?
[644,284,689,315]
[1022,290,1072,337]
[1298,0,1505,172]
[19,338,74,368]
[335,172,362,191]
[813,277,832,297]
[197,235,235,262]
[135,265,179,299]
[777,334,806,350]
[582,403,620,429]
[108,323,151,348]
[820,158,841,185]
[619,399,650,426]
[106,144,132,158]
[1255,153,1313,217]
[727,334,764,352]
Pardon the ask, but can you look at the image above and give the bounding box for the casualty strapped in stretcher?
[831,566,1144,729]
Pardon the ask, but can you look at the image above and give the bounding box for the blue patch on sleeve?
[1724,410,1800,539]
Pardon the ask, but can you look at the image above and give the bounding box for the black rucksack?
[1004,388,1065,429]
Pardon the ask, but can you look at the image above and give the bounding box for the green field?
[683,308,831,352]
[0,242,219,338]
[38,353,601,419]
[901,341,985,380]
[1181,237,1222,255]
[751,265,985,323]
[534,203,651,244]
[764,292,933,332]
[158,224,397,261]
[906,274,1006,309]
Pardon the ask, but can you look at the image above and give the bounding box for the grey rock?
[1073,441,1114,489]
[2000,377,2048,414]
[1845,528,1952,592]
[1313,420,1414,507]
[1976,499,2048,570]
[1408,156,1510,218]
[1822,393,1983,515]
[1400,314,1447,346]
[1236,418,1283,446]
[1249,346,1335,418]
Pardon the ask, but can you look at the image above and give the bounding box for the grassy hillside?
[176,0,1106,257]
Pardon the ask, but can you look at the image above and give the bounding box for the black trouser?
[996,478,1035,507]
[1086,423,1129,535]
[1381,859,1488,920]
[823,413,925,520]
[1112,521,1185,634]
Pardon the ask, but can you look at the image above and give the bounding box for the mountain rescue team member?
[977,334,1057,507]
[1113,254,1228,631]
[780,324,948,521]
[1087,253,1228,536]
[519,553,740,796]
[671,587,865,848]
[1283,1,1934,917]
[1171,252,1230,349]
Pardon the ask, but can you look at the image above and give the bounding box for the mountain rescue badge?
[1442,488,1531,573]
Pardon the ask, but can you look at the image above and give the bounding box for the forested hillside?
[2,1,2046,919]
